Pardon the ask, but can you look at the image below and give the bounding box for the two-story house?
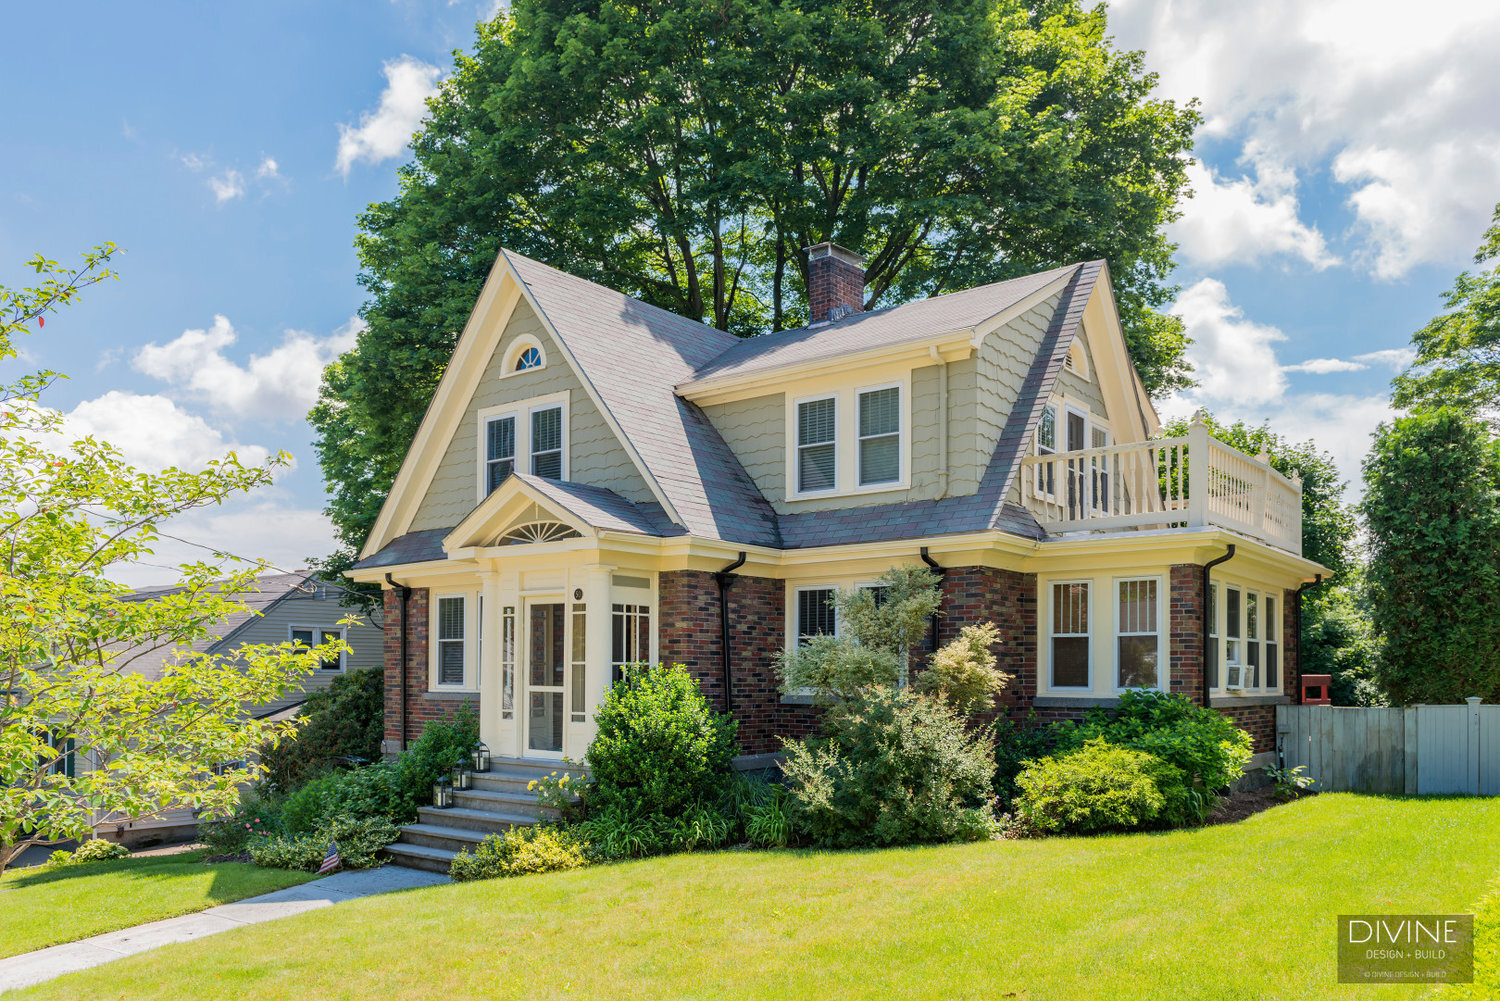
[349,244,1324,774]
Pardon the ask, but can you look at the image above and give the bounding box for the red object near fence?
[1301,674,1332,705]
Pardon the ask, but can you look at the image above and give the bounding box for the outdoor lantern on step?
[472,741,491,773]
[451,760,473,790]
[432,775,454,809]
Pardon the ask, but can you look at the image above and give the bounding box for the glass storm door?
[525,601,566,756]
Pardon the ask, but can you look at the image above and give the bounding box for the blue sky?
[2,0,1497,584]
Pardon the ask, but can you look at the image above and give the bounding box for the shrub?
[579,802,733,859]
[196,785,286,853]
[47,839,129,866]
[390,706,478,819]
[776,635,899,706]
[1013,739,1185,834]
[915,622,1010,713]
[781,686,996,848]
[528,763,590,823]
[1263,763,1315,800]
[259,667,385,792]
[586,664,737,820]
[248,815,399,871]
[449,825,590,881]
[1054,689,1254,795]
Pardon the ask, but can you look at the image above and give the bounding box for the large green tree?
[0,248,344,873]
[313,0,1200,583]
[1392,202,1500,425]
[1361,408,1500,705]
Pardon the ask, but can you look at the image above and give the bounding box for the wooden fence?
[1276,699,1499,795]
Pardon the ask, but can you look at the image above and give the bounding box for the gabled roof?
[112,570,319,681]
[683,263,1080,387]
[505,253,782,548]
[439,473,679,554]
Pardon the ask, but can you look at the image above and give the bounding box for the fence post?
[1467,697,1483,795]
[1187,415,1209,528]
[1404,706,1419,796]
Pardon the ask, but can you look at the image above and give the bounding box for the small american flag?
[317,841,341,875]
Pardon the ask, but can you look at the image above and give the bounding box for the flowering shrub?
[528,763,591,823]
[449,825,590,881]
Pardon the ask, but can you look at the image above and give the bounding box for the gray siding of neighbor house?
[227,591,385,714]
[408,301,657,533]
[701,291,1070,512]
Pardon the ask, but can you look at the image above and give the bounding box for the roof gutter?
[385,573,411,751]
[714,552,747,713]
[1293,573,1330,699]
[1202,545,1236,707]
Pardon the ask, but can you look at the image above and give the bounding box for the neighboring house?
[349,244,1323,772]
[94,570,384,845]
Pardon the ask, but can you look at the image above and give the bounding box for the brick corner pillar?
[1284,586,1302,705]
[1169,564,1206,704]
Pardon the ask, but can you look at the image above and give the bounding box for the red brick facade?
[382,586,477,750]
[657,570,821,755]
[382,565,1299,757]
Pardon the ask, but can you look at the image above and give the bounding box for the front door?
[524,600,567,757]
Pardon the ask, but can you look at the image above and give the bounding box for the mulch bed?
[203,851,252,864]
[1204,786,1314,826]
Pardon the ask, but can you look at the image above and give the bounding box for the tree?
[0,246,344,874]
[915,622,1010,713]
[1393,203,1500,425]
[312,0,1201,579]
[1362,408,1500,705]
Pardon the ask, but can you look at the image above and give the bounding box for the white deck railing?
[1018,419,1302,555]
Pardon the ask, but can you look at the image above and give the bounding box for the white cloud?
[1353,347,1417,370]
[1283,358,1367,375]
[107,499,337,589]
[49,391,271,471]
[133,315,363,422]
[256,155,280,180]
[179,152,208,171]
[1169,278,1287,406]
[1173,161,1337,270]
[208,169,245,203]
[1106,0,1500,277]
[335,56,442,177]
[1164,278,1399,488]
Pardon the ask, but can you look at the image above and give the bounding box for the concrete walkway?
[0,865,449,993]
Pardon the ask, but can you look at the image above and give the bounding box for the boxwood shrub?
[1013,739,1186,834]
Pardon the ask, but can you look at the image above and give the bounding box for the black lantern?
[451,760,472,790]
[432,775,454,809]
[472,742,491,773]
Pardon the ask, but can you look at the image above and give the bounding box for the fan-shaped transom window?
[516,346,543,372]
[497,520,581,545]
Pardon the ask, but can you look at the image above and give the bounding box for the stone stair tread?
[385,842,456,862]
[418,806,539,827]
[402,822,504,844]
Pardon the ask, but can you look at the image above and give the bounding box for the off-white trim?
[790,391,840,497]
[500,333,547,378]
[430,591,477,692]
[855,380,906,491]
[1111,574,1165,693]
[785,375,912,503]
[472,390,572,503]
[1043,578,1093,691]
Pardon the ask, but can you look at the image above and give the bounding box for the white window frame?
[499,334,547,379]
[855,381,904,490]
[528,401,565,480]
[1264,592,1280,692]
[1210,581,1285,695]
[475,391,570,501]
[289,625,346,672]
[793,584,839,645]
[793,393,839,497]
[431,592,474,691]
[1113,576,1164,692]
[1046,579,1093,691]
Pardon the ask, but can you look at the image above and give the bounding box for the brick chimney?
[805,242,866,324]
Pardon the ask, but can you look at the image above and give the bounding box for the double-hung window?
[1224,586,1246,689]
[1050,581,1090,688]
[530,405,563,479]
[291,627,344,671]
[485,416,516,494]
[796,587,837,645]
[1116,578,1160,689]
[1206,582,1219,689]
[857,386,901,487]
[1213,586,1282,692]
[797,397,837,493]
[1246,591,1260,688]
[1264,594,1279,688]
[436,596,467,688]
[610,603,651,684]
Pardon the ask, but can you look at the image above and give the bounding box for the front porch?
[1018,417,1303,555]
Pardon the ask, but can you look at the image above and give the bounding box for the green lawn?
[13,795,1500,1000]
[0,849,315,959]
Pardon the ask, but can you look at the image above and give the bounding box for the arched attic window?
[516,346,543,372]
[497,521,581,545]
[502,335,547,377]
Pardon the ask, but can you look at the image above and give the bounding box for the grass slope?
[14,795,1500,1001]
[0,850,314,959]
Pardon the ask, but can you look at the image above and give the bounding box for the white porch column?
[477,568,503,755]
[578,563,614,755]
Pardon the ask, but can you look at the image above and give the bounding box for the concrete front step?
[398,822,497,853]
[417,804,540,834]
[384,841,456,875]
[451,787,559,819]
